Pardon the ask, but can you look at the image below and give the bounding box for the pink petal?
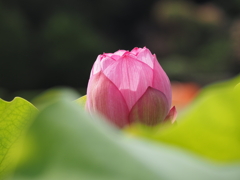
[102,54,153,110]
[87,72,129,128]
[129,87,169,125]
[114,50,128,56]
[103,53,120,60]
[100,56,116,70]
[103,53,114,57]
[164,106,177,123]
[135,47,154,69]
[152,54,172,109]
[130,47,142,55]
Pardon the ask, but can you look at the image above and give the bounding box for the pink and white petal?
[135,47,154,68]
[102,54,153,110]
[103,53,114,57]
[86,72,129,128]
[152,54,172,109]
[110,55,121,60]
[114,50,128,56]
[100,56,116,71]
[129,87,169,125]
[103,53,121,60]
[164,106,177,123]
[130,47,142,55]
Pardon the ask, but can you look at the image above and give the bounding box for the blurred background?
[0,0,240,104]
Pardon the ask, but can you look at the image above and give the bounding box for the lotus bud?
[86,47,177,128]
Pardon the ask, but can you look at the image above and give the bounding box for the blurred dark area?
[0,0,240,101]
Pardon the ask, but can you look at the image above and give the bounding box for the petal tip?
[164,106,177,123]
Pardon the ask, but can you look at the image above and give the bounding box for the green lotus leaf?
[0,97,38,179]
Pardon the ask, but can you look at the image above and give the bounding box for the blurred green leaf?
[11,98,161,180]
[0,97,37,179]
[234,83,240,92]
[126,75,240,162]
[9,93,240,180]
[199,74,240,95]
[31,87,79,110]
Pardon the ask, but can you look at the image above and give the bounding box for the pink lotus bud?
[86,47,177,128]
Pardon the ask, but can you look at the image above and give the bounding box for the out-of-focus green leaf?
[234,83,240,92]
[31,87,79,110]
[11,99,161,180]
[0,97,38,179]
[126,75,240,162]
[198,74,240,96]
[9,95,240,180]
